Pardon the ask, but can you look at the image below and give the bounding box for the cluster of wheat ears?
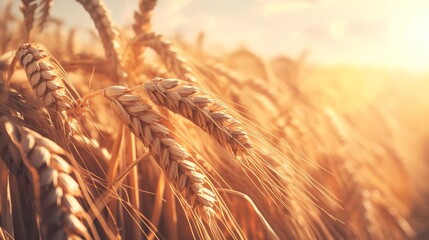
[0,0,428,239]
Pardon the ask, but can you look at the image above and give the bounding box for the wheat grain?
[100,86,216,221]
[0,116,91,239]
[144,77,252,155]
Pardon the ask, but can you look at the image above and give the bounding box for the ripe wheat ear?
[144,77,252,156]
[100,86,217,221]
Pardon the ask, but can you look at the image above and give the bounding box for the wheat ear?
[16,42,81,138]
[134,32,196,82]
[144,77,252,155]
[133,0,157,35]
[20,0,37,41]
[0,116,91,239]
[16,43,75,110]
[100,86,216,221]
[75,0,125,79]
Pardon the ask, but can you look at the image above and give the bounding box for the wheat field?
[0,0,429,239]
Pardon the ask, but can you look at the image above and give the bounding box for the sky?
[8,0,429,72]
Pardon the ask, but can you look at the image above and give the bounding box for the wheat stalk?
[128,0,158,78]
[134,32,196,82]
[0,116,91,239]
[75,0,125,79]
[133,0,157,35]
[20,0,37,41]
[0,227,13,240]
[144,77,252,155]
[100,86,217,221]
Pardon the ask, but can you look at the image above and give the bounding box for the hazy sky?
[9,0,429,72]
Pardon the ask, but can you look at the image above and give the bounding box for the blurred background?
[42,0,429,73]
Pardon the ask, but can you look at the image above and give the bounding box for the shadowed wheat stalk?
[133,0,157,35]
[0,116,92,239]
[133,32,196,82]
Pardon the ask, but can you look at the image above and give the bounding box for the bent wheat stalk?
[144,77,252,155]
[75,0,125,79]
[134,32,196,82]
[0,116,91,239]
[133,0,157,35]
[20,0,37,41]
[100,86,216,221]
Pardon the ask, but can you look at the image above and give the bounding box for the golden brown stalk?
[75,0,125,79]
[0,116,91,239]
[20,0,37,41]
[0,161,14,239]
[133,0,157,35]
[144,77,252,155]
[100,86,216,221]
[134,32,196,82]
[0,226,13,240]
